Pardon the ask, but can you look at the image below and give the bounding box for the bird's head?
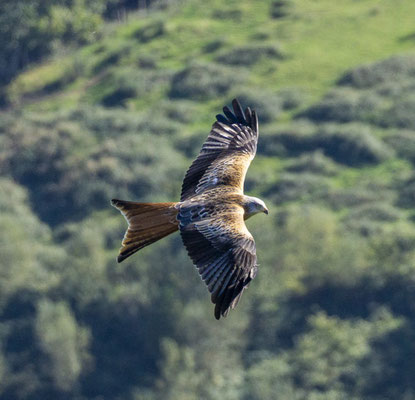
[244,196,269,218]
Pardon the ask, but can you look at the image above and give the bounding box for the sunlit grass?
[9,0,415,112]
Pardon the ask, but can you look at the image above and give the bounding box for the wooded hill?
[1,0,415,399]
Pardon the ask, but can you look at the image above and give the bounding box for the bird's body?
[179,189,266,222]
[112,99,268,319]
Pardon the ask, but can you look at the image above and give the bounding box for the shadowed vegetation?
[2,0,415,399]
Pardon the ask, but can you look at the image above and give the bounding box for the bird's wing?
[181,98,258,201]
[178,203,257,319]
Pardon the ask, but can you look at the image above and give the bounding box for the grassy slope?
[274,0,415,92]
[8,0,415,110]
[6,0,415,227]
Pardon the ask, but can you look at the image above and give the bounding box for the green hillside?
[8,0,415,109]
[1,0,415,399]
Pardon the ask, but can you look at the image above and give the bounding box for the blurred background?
[1,0,415,399]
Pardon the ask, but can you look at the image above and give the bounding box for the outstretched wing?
[181,98,259,201]
[178,203,257,319]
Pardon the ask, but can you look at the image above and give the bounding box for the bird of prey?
[112,98,268,319]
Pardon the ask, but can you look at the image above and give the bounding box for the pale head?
[244,195,269,219]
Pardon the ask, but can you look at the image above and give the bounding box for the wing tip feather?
[117,253,127,263]
[216,98,258,133]
[111,198,121,207]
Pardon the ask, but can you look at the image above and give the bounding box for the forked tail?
[111,199,179,262]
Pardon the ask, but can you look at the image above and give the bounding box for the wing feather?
[178,204,257,319]
[181,98,258,201]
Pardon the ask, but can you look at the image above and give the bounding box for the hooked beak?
[264,208,269,215]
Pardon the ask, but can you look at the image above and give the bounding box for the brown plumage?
[112,98,268,319]
[111,200,179,263]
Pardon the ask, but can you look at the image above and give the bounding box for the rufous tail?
[111,199,179,263]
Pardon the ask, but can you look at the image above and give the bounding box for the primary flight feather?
[112,98,268,319]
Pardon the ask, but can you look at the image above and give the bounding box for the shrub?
[90,68,135,106]
[286,151,338,176]
[338,54,415,88]
[138,113,182,136]
[313,123,392,166]
[211,8,242,21]
[133,20,165,43]
[345,203,401,223]
[258,121,316,157]
[270,0,292,19]
[173,130,205,158]
[344,218,387,237]
[396,174,415,209]
[101,87,136,107]
[323,188,388,210]
[137,54,158,69]
[97,68,172,107]
[375,80,415,98]
[93,47,130,73]
[69,106,143,138]
[231,91,281,123]
[298,88,381,124]
[260,122,390,166]
[155,100,198,124]
[378,95,415,129]
[70,102,185,140]
[103,0,163,18]
[69,133,187,212]
[169,63,242,100]
[215,44,283,66]
[278,87,308,110]
[30,59,86,96]
[384,130,415,163]
[265,173,329,204]
[203,39,225,54]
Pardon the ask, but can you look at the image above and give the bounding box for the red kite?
[112,99,268,319]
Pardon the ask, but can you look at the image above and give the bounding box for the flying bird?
[112,98,268,319]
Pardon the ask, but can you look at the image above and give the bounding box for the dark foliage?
[298,88,382,124]
[313,124,391,166]
[138,54,158,69]
[338,54,415,88]
[324,187,392,210]
[215,44,283,66]
[93,47,130,73]
[285,151,338,175]
[278,87,308,110]
[345,203,401,223]
[265,173,330,204]
[211,8,243,21]
[258,122,316,157]
[0,0,104,86]
[133,20,165,43]
[0,116,185,226]
[385,130,415,164]
[231,91,282,123]
[203,39,226,53]
[97,68,172,107]
[378,95,415,130]
[169,63,242,100]
[270,0,292,18]
[260,123,391,166]
[396,174,415,209]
